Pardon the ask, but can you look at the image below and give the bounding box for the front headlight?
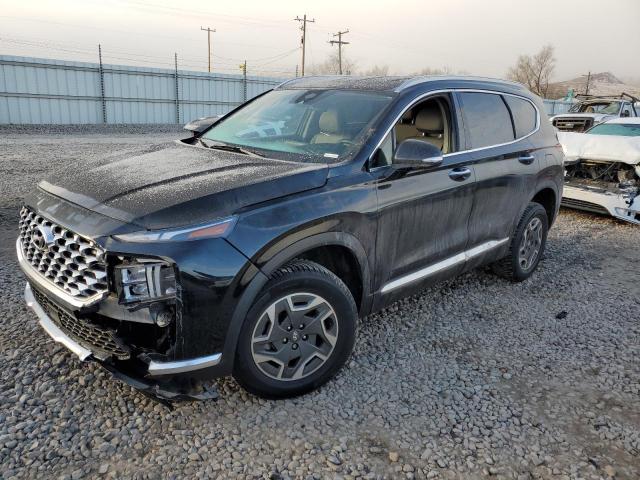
[113,216,237,243]
[115,261,176,304]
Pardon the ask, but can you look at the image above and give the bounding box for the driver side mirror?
[183,115,223,137]
[393,139,443,168]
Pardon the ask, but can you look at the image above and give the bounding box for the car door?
[369,93,476,307]
[455,91,541,270]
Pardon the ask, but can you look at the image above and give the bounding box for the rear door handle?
[448,167,472,182]
[518,154,535,165]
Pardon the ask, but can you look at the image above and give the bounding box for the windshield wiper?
[198,138,264,157]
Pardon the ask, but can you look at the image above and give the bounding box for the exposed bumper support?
[23,282,223,375]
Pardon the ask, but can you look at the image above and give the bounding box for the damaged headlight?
[113,216,237,243]
[115,261,176,304]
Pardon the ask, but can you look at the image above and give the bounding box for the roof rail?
[575,92,640,103]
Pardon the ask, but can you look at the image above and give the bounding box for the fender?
[532,177,561,224]
[200,231,372,377]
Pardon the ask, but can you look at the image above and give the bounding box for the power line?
[294,14,315,77]
[0,36,296,76]
[329,29,350,75]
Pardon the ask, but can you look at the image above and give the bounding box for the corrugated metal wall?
[542,99,574,116]
[0,55,286,124]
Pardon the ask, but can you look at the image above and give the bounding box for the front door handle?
[448,167,471,182]
[518,154,535,165]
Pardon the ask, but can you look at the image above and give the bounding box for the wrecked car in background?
[559,118,640,225]
[550,93,639,132]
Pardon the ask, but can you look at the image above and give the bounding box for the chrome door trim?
[368,88,541,171]
[380,238,509,293]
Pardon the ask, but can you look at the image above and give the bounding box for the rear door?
[455,91,541,269]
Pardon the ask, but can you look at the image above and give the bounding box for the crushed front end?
[562,160,640,224]
[17,199,251,400]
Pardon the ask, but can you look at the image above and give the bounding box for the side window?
[458,92,514,148]
[371,132,393,168]
[504,95,537,138]
[392,95,457,154]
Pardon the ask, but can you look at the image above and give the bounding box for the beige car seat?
[311,111,349,144]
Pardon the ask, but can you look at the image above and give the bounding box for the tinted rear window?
[459,92,514,148]
[504,96,537,138]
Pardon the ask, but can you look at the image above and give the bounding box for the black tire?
[492,202,549,282]
[233,259,357,399]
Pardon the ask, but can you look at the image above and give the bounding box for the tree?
[307,51,357,76]
[361,65,390,76]
[506,45,556,97]
[416,66,453,76]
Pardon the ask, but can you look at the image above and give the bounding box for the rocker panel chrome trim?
[381,238,509,293]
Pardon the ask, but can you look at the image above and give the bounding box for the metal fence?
[542,99,574,116]
[1,54,578,124]
[0,55,287,124]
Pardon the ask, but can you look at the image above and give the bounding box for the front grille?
[552,117,593,132]
[19,206,108,301]
[31,285,130,360]
[561,198,610,215]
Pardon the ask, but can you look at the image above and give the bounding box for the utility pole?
[585,71,591,96]
[239,60,247,102]
[294,14,315,76]
[329,29,349,75]
[200,26,216,72]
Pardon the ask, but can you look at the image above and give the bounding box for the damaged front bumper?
[24,282,220,401]
[562,183,640,225]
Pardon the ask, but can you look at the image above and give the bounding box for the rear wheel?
[492,202,548,282]
[233,259,357,399]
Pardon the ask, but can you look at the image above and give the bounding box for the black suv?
[18,76,563,400]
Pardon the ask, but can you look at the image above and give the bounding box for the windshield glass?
[587,123,640,136]
[203,89,393,162]
[569,101,621,114]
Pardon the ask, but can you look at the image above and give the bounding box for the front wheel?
[233,259,357,399]
[492,202,549,282]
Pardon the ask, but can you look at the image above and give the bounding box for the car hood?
[557,132,640,165]
[39,141,328,229]
[551,113,611,122]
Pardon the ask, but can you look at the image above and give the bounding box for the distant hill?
[547,72,640,100]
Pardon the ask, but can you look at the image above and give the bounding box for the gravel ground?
[1,127,639,480]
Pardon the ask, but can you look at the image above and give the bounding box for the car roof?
[275,75,525,93]
[604,117,640,125]
[578,99,620,103]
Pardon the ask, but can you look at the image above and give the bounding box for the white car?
[550,94,639,132]
[558,117,640,225]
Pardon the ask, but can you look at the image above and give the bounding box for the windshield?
[203,89,393,162]
[569,101,621,114]
[587,123,640,136]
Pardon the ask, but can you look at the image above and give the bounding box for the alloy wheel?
[251,293,338,381]
[518,217,543,271]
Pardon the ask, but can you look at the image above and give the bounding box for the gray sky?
[0,0,638,81]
